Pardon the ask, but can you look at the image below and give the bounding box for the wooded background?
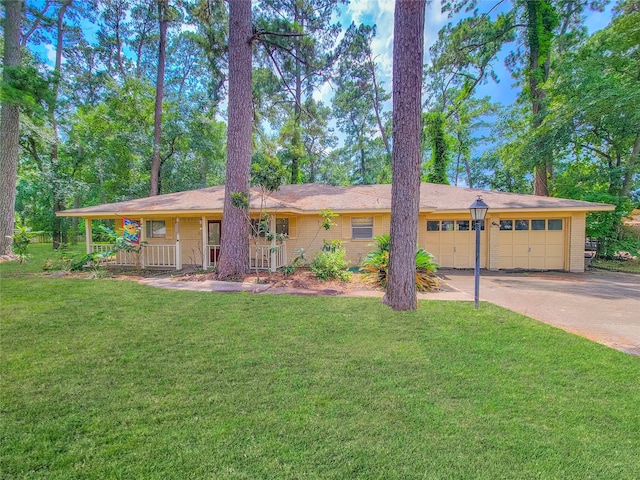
[1,0,638,255]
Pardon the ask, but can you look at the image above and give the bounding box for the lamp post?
[469,196,489,309]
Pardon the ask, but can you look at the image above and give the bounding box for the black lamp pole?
[469,196,489,309]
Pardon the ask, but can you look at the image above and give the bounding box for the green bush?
[12,221,38,263]
[311,241,351,281]
[362,234,440,291]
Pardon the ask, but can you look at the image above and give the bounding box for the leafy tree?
[383,0,426,311]
[254,0,342,183]
[332,22,392,184]
[423,9,510,186]
[440,0,608,195]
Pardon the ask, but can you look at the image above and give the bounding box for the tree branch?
[580,143,611,162]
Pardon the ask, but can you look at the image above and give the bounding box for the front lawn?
[1,266,639,478]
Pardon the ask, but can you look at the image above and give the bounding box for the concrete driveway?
[441,269,640,356]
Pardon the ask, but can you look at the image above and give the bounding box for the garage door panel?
[547,231,564,245]
[513,233,529,245]
[513,244,529,256]
[530,231,546,243]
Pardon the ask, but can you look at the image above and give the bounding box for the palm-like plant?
[362,234,440,291]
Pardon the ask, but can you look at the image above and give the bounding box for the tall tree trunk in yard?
[51,0,72,249]
[368,58,391,159]
[527,0,556,197]
[149,0,168,197]
[291,6,303,184]
[0,0,23,258]
[383,0,426,311]
[217,0,252,278]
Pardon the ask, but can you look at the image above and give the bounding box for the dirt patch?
[177,268,384,294]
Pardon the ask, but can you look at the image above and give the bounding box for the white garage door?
[498,219,565,270]
[425,219,487,268]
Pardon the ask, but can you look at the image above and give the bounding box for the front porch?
[85,217,287,272]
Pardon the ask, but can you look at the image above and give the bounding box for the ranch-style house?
[57,182,614,273]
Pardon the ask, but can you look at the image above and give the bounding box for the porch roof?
[58,183,614,218]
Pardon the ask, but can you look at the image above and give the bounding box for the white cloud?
[313,81,333,104]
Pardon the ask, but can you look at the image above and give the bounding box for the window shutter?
[374,215,383,236]
[289,216,298,239]
[342,215,351,239]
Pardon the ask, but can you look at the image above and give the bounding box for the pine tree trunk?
[291,8,303,184]
[51,0,72,249]
[0,0,23,258]
[217,0,252,278]
[150,0,168,197]
[527,0,555,197]
[383,0,426,311]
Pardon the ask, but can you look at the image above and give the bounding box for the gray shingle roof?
[58,183,614,217]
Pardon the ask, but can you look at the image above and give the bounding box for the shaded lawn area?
[1,273,639,478]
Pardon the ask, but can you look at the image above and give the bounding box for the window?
[500,220,513,231]
[427,221,440,231]
[471,220,485,231]
[456,220,470,231]
[548,219,563,230]
[532,220,546,231]
[351,217,373,239]
[146,220,166,238]
[276,218,289,236]
[515,220,529,231]
[441,220,454,231]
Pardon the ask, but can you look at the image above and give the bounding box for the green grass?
[1,242,87,276]
[591,258,640,274]
[2,255,639,478]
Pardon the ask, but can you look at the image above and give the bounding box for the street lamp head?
[469,196,489,221]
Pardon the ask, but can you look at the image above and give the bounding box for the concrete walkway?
[139,269,640,356]
[441,269,640,356]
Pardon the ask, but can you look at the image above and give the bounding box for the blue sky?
[326,0,615,108]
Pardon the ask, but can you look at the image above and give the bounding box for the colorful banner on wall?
[122,218,140,244]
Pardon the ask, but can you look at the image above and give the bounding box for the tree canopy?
[1,0,637,256]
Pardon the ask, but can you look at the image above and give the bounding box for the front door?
[208,220,221,264]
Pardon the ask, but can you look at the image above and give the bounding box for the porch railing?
[90,242,286,271]
[250,243,287,271]
[143,244,176,267]
[90,244,176,268]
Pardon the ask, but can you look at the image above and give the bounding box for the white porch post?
[269,214,277,273]
[175,217,182,270]
[85,219,92,254]
[140,218,145,268]
[201,216,208,269]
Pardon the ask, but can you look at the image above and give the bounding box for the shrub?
[12,222,38,263]
[362,234,440,291]
[311,240,351,281]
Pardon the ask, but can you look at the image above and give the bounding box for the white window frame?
[146,220,166,238]
[351,217,373,239]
